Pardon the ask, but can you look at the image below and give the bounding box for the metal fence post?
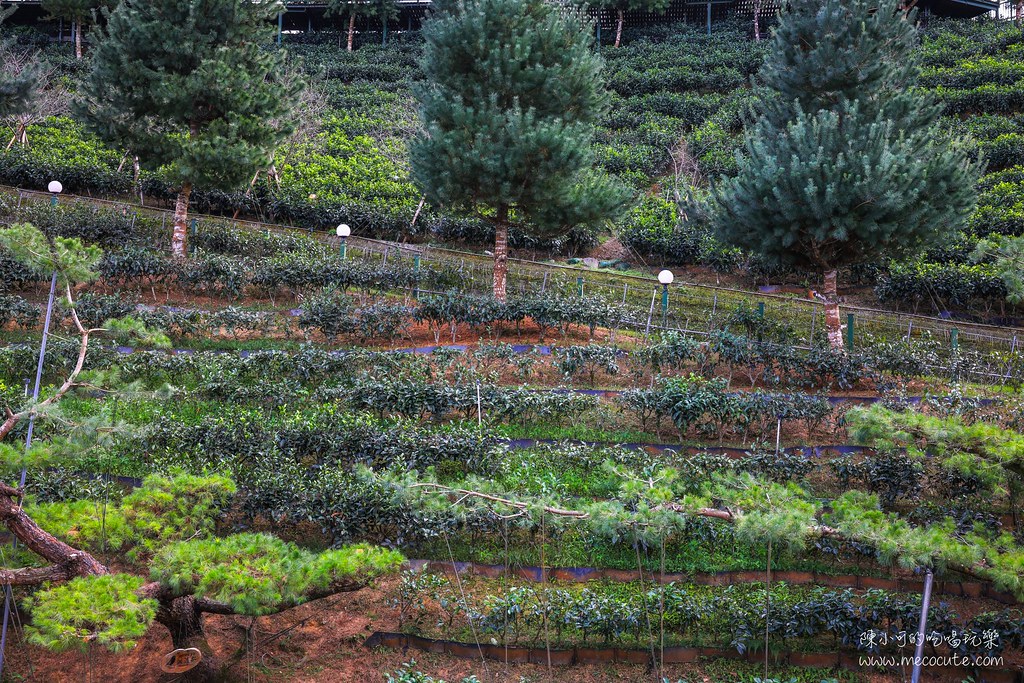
[413,254,421,300]
[846,313,855,351]
[910,569,934,683]
[661,284,670,329]
[0,272,58,680]
[644,286,657,339]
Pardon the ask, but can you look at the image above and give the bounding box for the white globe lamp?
[336,223,351,259]
[657,270,674,329]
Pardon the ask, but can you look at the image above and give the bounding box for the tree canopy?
[76,0,299,257]
[712,0,980,349]
[411,0,629,301]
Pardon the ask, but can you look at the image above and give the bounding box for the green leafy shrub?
[0,293,40,329]
[553,344,620,385]
[25,574,157,653]
[299,288,357,340]
[875,261,1007,308]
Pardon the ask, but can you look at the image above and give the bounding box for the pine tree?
[40,0,114,60]
[594,0,670,48]
[0,6,37,117]
[327,0,398,50]
[76,0,299,258]
[712,0,980,350]
[0,226,402,683]
[411,0,629,301]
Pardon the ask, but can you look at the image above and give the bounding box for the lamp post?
[336,223,351,260]
[658,269,673,330]
[47,179,62,206]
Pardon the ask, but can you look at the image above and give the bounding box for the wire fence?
[5,183,1023,355]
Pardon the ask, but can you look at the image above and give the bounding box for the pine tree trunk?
[822,269,844,351]
[0,484,107,580]
[155,596,218,683]
[74,19,82,60]
[615,9,624,48]
[492,205,509,302]
[347,13,355,51]
[172,182,192,259]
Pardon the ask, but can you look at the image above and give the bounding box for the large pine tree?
[40,0,115,60]
[411,0,628,301]
[76,0,298,258]
[712,0,980,349]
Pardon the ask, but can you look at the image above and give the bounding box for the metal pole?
[1006,335,1018,381]
[661,284,669,329]
[951,328,959,351]
[0,271,58,680]
[846,313,855,351]
[577,275,584,297]
[382,18,387,45]
[277,12,283,45]
[340,237,347,260]
[706,1,711,35]
[644,286,657,339]
[910,569,934,683]
[413,254,421,300]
